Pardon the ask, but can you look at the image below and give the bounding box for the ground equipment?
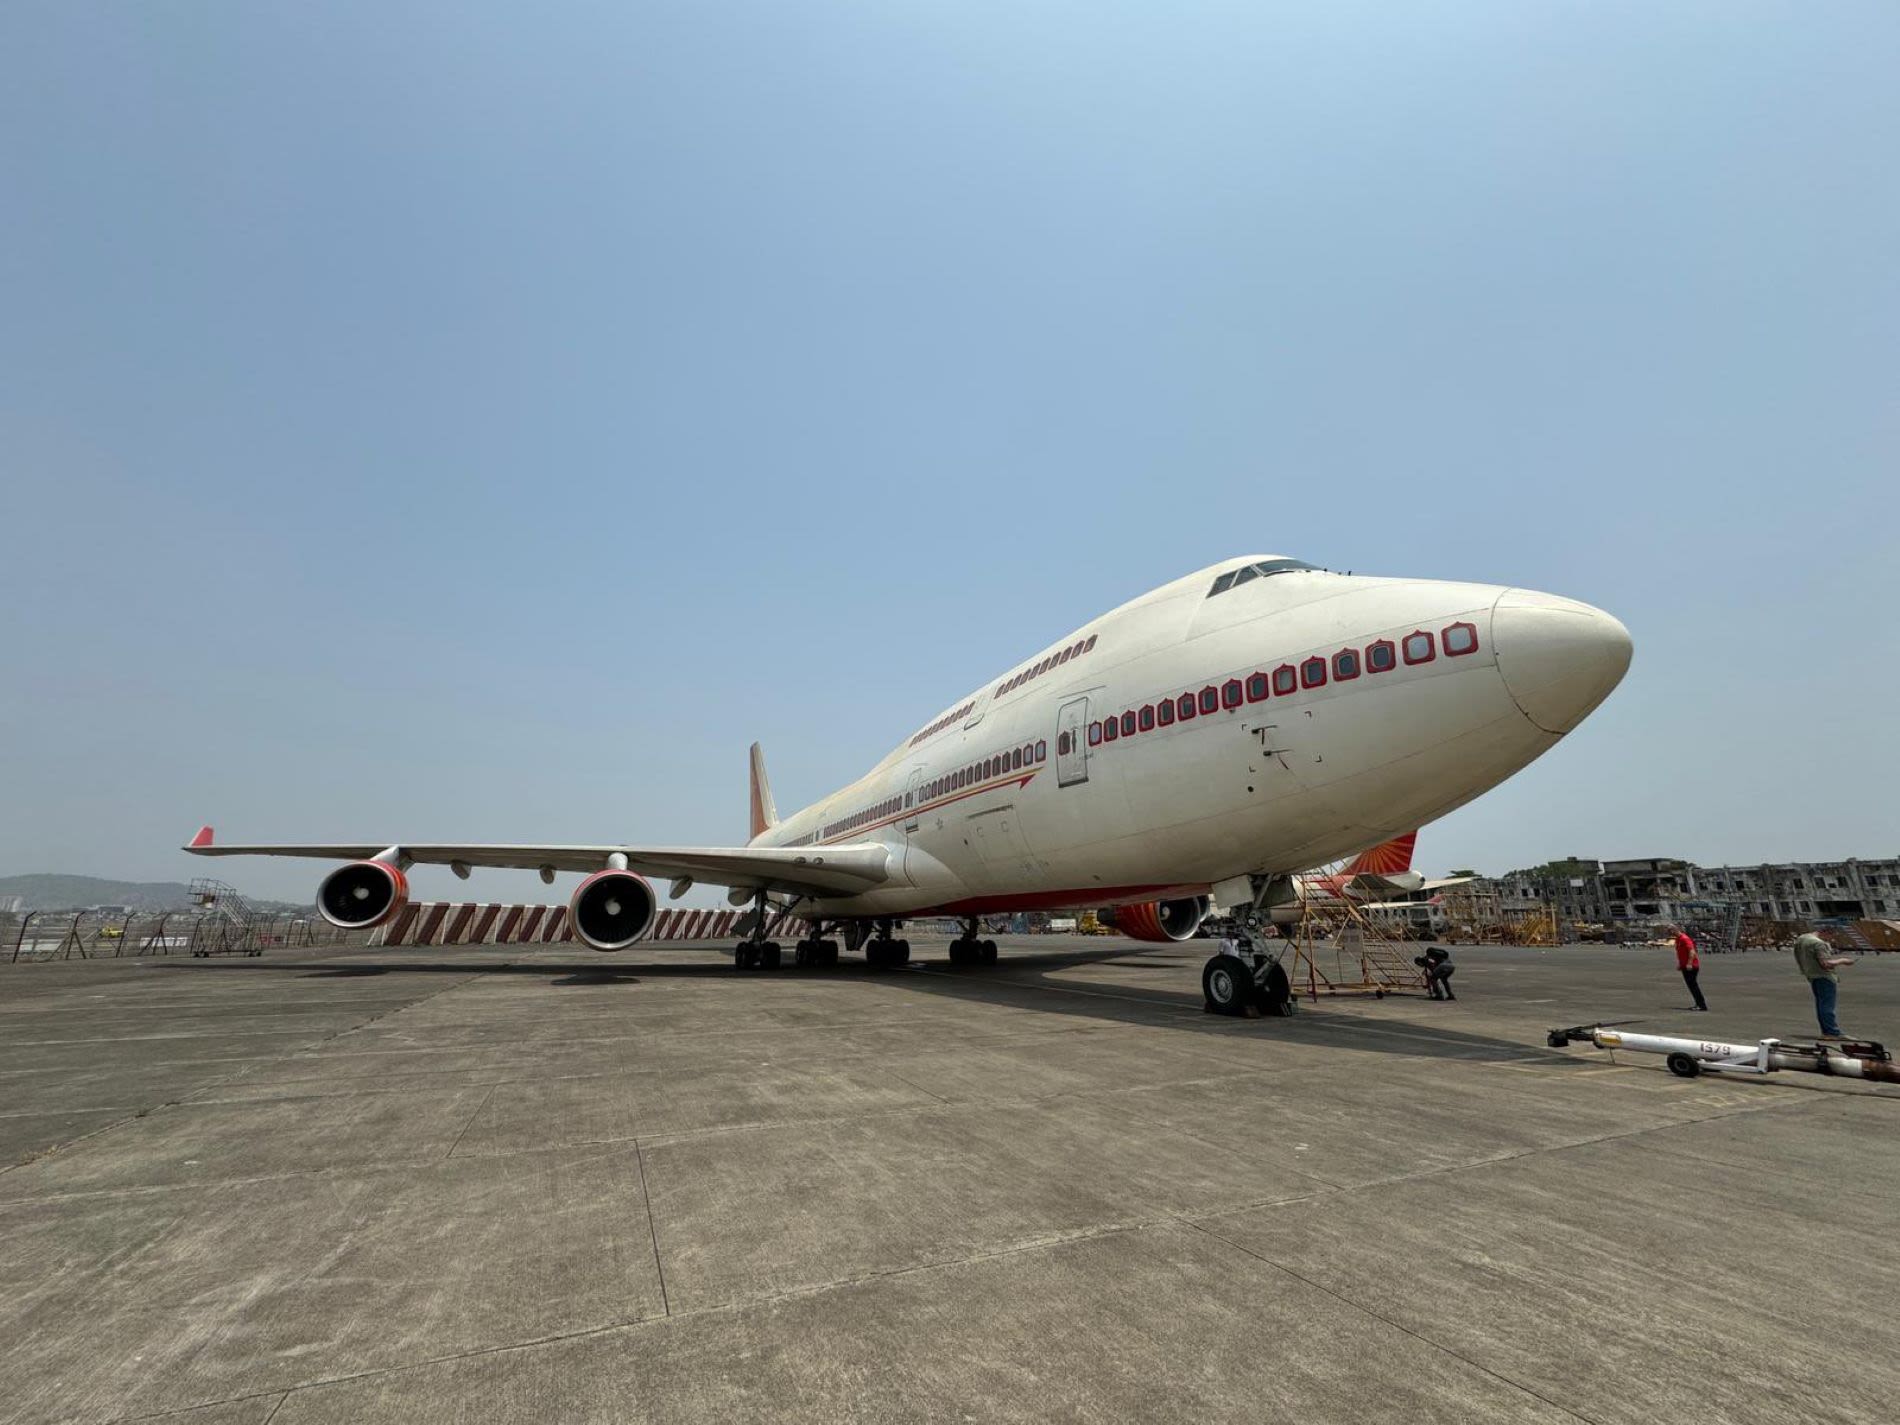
[1548,1024,1900,1084]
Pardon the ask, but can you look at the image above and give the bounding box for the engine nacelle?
[569,869,658,951]
[316,861,410,930]
[1107,896,1210,943]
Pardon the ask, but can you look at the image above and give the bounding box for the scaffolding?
[1285,870,1429,998]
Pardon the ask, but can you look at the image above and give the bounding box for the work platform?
[1,940,1895,1424]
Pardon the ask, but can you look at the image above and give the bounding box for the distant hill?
[0,874,296,913]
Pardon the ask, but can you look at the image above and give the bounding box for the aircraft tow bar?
[1547,1024,1900,1084]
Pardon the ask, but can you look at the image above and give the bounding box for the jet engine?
[569,869,658,951]
[316,860,410,930]
[1106,896,1211,943]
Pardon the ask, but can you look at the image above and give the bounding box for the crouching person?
[1414,946,1457,1000]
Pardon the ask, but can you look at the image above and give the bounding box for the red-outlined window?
[1443,621,1478,656]
[1272,663,1297,696]
[1177,692,1196,720]
[1246,671,1269,702]
[1366,638,1396,673]
[1220,678,1242,710]
[1157,699,1175,726]
[1199,685,1219,715]
[1103,718,1119,742]
[1301,657,1327,689]
[1034,739,1046,762]
[1120,710,1137,737]
[1084,635,1097,652]
[1334,648,1360,681]
[1023,743,1034,764]
[1088,722,1102,746]
[1403,630,1435,665]
[1139,704,1155,731]
[1014,746,1025,769]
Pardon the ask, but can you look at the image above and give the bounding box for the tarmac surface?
[2,935,1896,1425]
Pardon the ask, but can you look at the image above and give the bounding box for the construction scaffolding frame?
[1285,867,1429,999]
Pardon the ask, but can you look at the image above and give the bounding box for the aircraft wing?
[183,827,889,897]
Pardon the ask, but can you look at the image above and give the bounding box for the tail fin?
[748,742,779,840]
[1343,831,1417,879]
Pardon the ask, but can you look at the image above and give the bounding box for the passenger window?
[1138,705,1155,731]
[1272,664,1297,695]
[1443,622,1478,656]
[1177,693,1196,720]
[1367,639,1396,673]
[1088,722,1102,746]
[1084,635,1097,652]
[1334,649,1360,680]
[1301,657,1327,688]
[1121,711,1137,736]
[1035,740,1046,762]
[1246,672,1269,702]
[1221,679,1242,709]
[1403,631,1435,664]
[1199,686,1219,715]
[1157,699,1175,726]
[1103,719,1118,742]
[1013,747,1024,769]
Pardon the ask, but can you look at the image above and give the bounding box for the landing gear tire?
[794,941,811,968]
[760,942,782,970]
[1666,1052,1702,1079]
[980,939,997,965]
[894,939,911,965]
[1202,954,1255,1016]
[736,943,758,971]
[819,939,839,967]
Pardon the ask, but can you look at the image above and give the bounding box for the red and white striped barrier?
[368,902,795,948]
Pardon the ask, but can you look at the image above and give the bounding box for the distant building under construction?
[1437,854,1900,947]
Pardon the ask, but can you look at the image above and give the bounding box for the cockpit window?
[1206,559,1320,598]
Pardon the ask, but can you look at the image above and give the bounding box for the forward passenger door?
[1055,697,1090,787]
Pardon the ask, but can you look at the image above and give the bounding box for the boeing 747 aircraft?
[187,556,1631,1011]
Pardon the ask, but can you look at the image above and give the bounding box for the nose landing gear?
[1202,916,1295,1017]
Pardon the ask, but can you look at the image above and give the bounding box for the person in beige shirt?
[1792,931,1853,1037]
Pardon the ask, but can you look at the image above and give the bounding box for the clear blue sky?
[3,3,1895,904]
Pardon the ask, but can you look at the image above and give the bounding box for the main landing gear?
[947,918,998,967]
[793,935,840,968]
[864,920,911,971]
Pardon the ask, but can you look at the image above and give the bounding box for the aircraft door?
[1055,697,1090,787]
[902,769,923,834]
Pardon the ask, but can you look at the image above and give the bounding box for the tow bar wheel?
[1665,1052,1702,1078]
[1202,954,1251,1016]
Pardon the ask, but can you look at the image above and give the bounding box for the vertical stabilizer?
[748,742,779,841]
[1342,831,1418,878]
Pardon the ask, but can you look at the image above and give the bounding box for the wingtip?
[187,825,214,851]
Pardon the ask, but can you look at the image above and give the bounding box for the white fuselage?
[753,558,1631,922]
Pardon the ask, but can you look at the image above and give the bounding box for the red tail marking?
[1342,831,1417,879]
[189,825,214,849]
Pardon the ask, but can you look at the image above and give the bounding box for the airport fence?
[4,909,365,963]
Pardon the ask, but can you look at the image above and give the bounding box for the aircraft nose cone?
[1492,588,1633,734]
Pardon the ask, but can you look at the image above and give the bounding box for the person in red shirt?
[1672,926,1707,1010]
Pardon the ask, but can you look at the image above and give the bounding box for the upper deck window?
[1205,559,1320,598]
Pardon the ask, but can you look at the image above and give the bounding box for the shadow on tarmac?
[154,944,1561,1066]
